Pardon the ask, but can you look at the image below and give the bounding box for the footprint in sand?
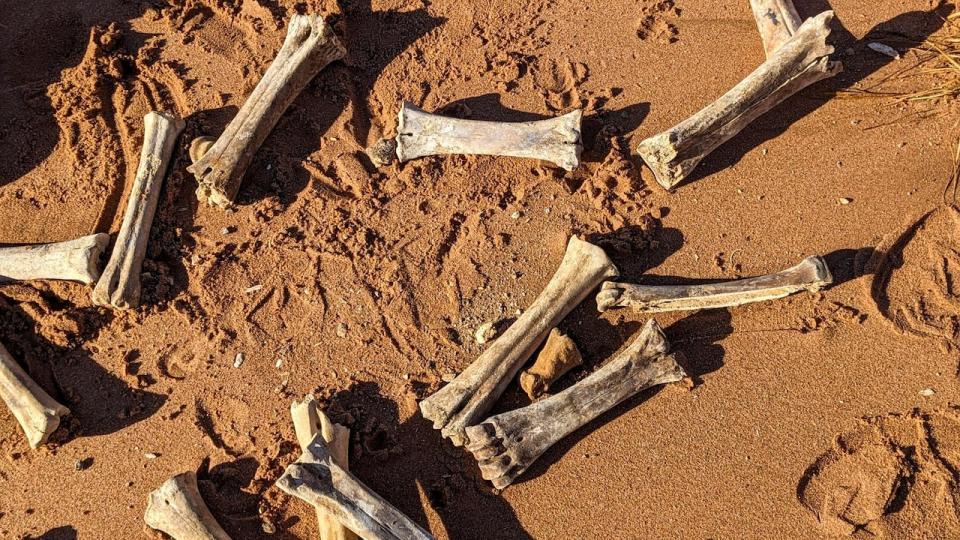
[531,57,589,112]
[636,0,680,45]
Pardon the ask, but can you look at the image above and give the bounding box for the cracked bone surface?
[636,11,841,190]
[597,255,833,313]
[419,236,618,446]
[144,471,231,540]
[188,14,345,208]
[276,433,435,540]
[0,233,109,285]
[464,319,686,489]
[750,0,802,57]
[92,111,184,309]
[0,340,70,449]
[518,328,582,400]
[395,102,583,171]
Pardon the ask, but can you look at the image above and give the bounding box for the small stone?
[868,42,901,60]
[261,520,277,534]
[274,359,283,369]
[510,211,521,219]
[75,458,93,471]
[336,323,349,338]
[244,284,263,294]
[233,352,245,368]
[474,322,497,344]
[920,388,935,397]
[839,197,852,205]
[144,452,159,459]
[543,207,551,215]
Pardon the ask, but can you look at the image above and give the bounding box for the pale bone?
[750,0,802,57]
[144,471,232,540]
[636,11,841,190]
[0,233,109,285]
[395,102,583,171]
[290,395,357,540]
[464,319,685,489]
[92,111,184,309]
[188,15,346,208]
[276,433,435,540]
[0,340,70,449]
[596,255,833,313]
[419,236,618,446]
[518,328,582,400]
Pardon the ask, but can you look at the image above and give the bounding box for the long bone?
[0,233,109,285]
[419,236,618,446]
[0,340,70,449]
[144,471,232,540]
[636,10,841,190]
[750,0,802,57]
[92,111,184,309]
[395,102,583,171]
[597,255,832,313]
[189,14,346,208]
[464,319,685,489]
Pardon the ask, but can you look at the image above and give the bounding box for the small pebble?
[75,458,93,471]
[144,452,159,459]
[474,322,497,344]
[274,359,283,369]
[510,211,521,219]
[868,42,901,59]
[839,197,852,205]
[244,284,263,294]
[262,520,277,534]
[920,388,935,397]
[221,226,234,235]
[233,352,245,368]
[336,322,349,338]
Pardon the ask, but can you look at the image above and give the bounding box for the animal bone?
[395,102,583,171]
[636,11,841,189]
[596,255,832,313]
[518,328,582,400]
[750,0,802,57]
[464,319,685,489]
[92,111,184,309]
[420,236,618,446]
[0,233,109,285]
[0,340,70,449]
[189,14,346,208]
[144,471,231,540]
[276,433,435,540]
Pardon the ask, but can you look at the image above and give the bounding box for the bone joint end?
[0,341,70,449]
[145,471,232,540]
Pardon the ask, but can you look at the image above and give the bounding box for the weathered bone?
[0,233,109,285]
[189,14,346,208]
[144,471,232,540]
[395,102,583,171]
[637,11,841,189]
[597,255,832,313]
[750,0,802,57]
[518,328,582,400]
[464,319,685,489]
[420,236,618,446]
[92,111,184,309]
[0,340,69,449]
[276,433,435,540]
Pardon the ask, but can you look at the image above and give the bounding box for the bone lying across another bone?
[419,236,618,446]
[0,233,109,285]
[750,0,802,57]
[518,328,582,400]
[0,340,69,449]
[189,14,346,208]
[395,102,583,171]
[597,255,833,313]
[465,319,685,489]
[92,111,184,310]
[144,471,232,540]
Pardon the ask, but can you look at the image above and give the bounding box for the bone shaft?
[0,234,109,285]
[0,340,69,449]
[750,0,802,56]
[144,472,232,540]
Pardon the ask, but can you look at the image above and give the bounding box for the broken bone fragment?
[749,0,802,57]
[0,233,109,285]
[189,136,216,164]
[465,319,686,489]
[395,102,583,171]
[365,138,398,167]
[144,471,232,540]
[419,236,618,446]
[0,340,70,449]
[189,14,346,208]
[597,255,833,313]
[518,328,582,399]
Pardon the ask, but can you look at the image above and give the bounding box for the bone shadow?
[197,456,281,539]
[23,526,77,540]
[586,221,686,283]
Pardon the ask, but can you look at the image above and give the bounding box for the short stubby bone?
[144,471,232,540]
[0,233,109,285]
[518,328,583,399]
[0,340,70,449]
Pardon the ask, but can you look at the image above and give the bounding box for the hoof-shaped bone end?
[464,421,524,490]
[596,281,626,312]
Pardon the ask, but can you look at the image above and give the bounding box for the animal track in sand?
[531,57,589,112]
[636,0,680,45]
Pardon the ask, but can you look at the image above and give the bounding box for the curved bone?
[0,233,109,285]
[518,328,582,400]
[420,236,618,446]
[464,319,685,489]
[92,111,184,309]
[144,471,231,540]
[0,340,69,449]
[597,255,832,313]
[395,102,583,171]
[750,0,802,57]
[189,14,346,208]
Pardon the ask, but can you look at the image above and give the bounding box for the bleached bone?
[420,236,618,446]
[0,233,109,285]
[750,0,802,57]
[395,102,583,171]
[464,319,685,489]
[0,340,70,449]
[92,111,184,309]
[637,11,841,190]
[189,14,346,208]
[518,328,582,400]
[276,433,435,540]
[597,255,832,313]
[144,471,231,540]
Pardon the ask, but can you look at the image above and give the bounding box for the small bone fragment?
[189,136,216,164]
[596,255,832,313]
[189,15,346,208]
[419,236,618,446]
[518,328,582,399]
[92,111,184,309]
[749,0,802,57]
[637,11,841,189]
[0,341,69,449]
[465,319,685,489]
[395,102,583,171]
[365,138,398,167]
[0,233,109,285]
[144,471,231,540]
[276,433,435,540]
[867,42,900,60]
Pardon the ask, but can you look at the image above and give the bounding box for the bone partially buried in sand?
[0,340,70,449]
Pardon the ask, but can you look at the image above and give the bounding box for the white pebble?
[336,323,349,338]
[920,388,935,397]
[474,322,496,344]
[233,352,245,368]
[510,211,521,219]
[839,197,852,205]
[144,453,159,459]
[244,284,263,294]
